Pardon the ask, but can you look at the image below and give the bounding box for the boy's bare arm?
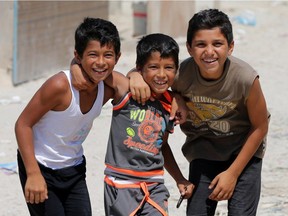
[162,133,194,199]
[170,93,188,125]
[127,69,151,105]
[128,69,188,123]
[15,73,69,204]
[70,58,94,90]
[208,78,269,201]
[104,71,130,103]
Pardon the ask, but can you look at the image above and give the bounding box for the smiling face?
[75,40,120,84]
[186,27,234,80]
[141,51,176,98]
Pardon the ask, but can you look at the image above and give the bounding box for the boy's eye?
[148,65,158,69]
[104,53,114,58]
[214,42,223,47]
[195,43,206,48]
[165,66,175,70]
[88,53,97,57]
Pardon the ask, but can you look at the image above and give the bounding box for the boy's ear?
[228,40,235,56]
[74,50,81,64]
[186,42,193,57]
[115,52,121,64]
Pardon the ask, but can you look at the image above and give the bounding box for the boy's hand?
[208,169,237,201]
[170,93,188,125]
[128,71,151,105]
[70,58,94,90]
[25,173,48,204]
[177,180,194,200]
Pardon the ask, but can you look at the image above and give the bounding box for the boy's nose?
[96,56,105,65]
[157,68,166,77]
[205,45,214,55]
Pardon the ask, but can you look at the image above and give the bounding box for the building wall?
[147,1,195,38]
[0,1,14,75]
[146,0,221,38]
[2,1,108,85]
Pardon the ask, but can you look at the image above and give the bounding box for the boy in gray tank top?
[71,34,194,215]
[129,9,270,216]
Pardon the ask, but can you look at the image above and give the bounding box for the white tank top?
[33,70,104,169]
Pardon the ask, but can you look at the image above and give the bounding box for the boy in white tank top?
[15,17,121,216]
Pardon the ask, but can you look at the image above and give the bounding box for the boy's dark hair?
[136,33,179,70]
[75,17,120,57]
[187,9,233,46]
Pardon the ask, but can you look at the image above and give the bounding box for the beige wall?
[146,0,222,38]
[0,1,109,85]
[0,1,14,74]
[14,1,109,85]
[147,1,195,38]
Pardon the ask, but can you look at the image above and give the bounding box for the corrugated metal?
[13,1,108,85]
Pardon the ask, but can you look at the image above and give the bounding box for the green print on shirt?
[122,108,163,155]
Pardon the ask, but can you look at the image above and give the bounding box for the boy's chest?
[79,89,97,114]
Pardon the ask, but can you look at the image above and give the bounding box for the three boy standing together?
[16,8,269,216]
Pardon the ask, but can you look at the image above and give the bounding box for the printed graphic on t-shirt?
[123,107,164,156]
[70,124,92,144]
[186,96,236,135]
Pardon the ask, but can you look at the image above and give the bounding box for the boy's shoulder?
[179,57,197,73]
[226,56,258,86]
[180,56,195,67]
[32,71,71,110]
[43,71,70,94]
[227,56,257,75]
[177,57,200,81]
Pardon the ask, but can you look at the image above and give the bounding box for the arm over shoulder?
[104,71,129,103]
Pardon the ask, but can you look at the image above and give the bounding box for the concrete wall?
[147,1,195,38]
[14,1,109,85]
[0,1,109,86]
[0,1,14,76]
[146,0,221,38]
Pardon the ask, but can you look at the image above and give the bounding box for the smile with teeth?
[204,59,217,63]
[93,68,107,73]
[154,80,167,85]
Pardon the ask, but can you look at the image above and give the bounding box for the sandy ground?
[1,1,288,215]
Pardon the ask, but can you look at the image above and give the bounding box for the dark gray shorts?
[104,176,170,215]
[187,156,262,216]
